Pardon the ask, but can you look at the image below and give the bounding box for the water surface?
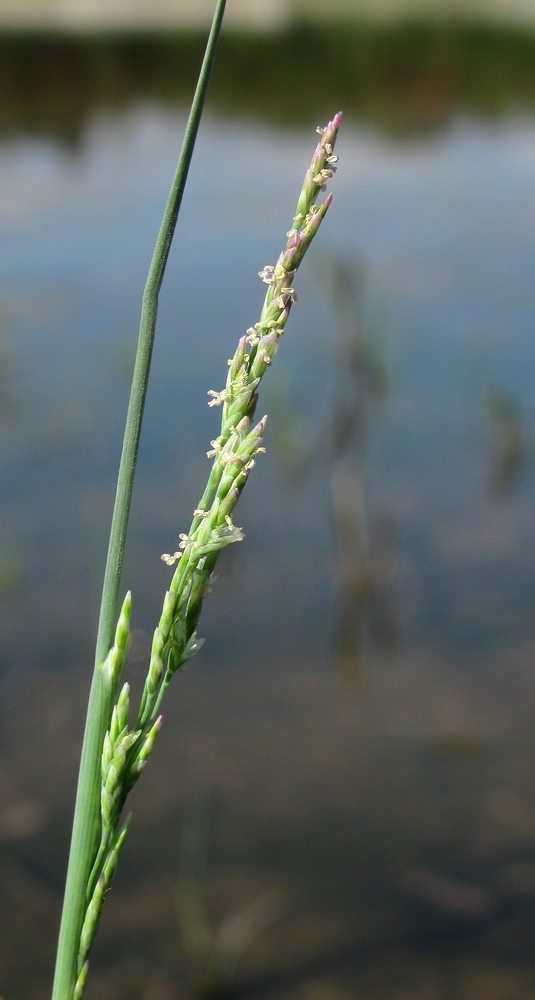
[2,28,535,1000]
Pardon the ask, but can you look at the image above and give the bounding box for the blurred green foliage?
[0,19,535,143]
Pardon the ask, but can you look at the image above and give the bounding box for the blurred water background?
[3,2,535,998]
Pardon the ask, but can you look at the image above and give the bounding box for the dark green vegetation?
[1,19,535,143]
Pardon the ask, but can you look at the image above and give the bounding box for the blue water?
[2,110,535,671]
[3,105,535,998]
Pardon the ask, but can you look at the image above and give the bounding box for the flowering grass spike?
[57,109,341,1000]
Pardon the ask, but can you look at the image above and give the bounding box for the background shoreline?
[0,0,534,34]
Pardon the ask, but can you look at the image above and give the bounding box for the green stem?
[50,4,227,998]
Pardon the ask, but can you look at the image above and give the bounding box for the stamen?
[258,265,275,284]
[207,389,230,407]
[161,551,181,565]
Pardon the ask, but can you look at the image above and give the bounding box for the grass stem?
[50,4,226,997]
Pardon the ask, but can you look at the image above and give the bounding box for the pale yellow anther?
[313,169,333,185]
[220,450,241,465]
[245,327,260,345]
[207,389,230,407]
[161,551,181,565]
[258,265,275,284]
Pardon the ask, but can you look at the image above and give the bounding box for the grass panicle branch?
[81,110,341,991]
[52,75,341,997]
[50,2,227,998]
[138,111,343,732]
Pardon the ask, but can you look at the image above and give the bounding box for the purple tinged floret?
[148,113,341,738]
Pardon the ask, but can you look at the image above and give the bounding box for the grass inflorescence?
[50,5,341,992]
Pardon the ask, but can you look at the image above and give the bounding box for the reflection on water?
[2,24,535,1000]
[270,253,397,695]
[2,21,535,142]
[485,386,525,499]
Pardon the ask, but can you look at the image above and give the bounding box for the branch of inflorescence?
[50,21,341,995]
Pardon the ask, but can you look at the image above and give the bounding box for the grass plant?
[50,2,341,995]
